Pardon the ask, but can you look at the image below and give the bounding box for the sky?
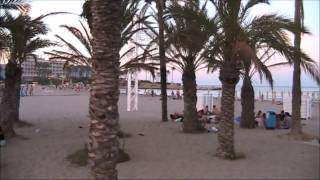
[29,0,320,88]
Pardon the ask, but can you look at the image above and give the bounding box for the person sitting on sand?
[262,113,267,128]
[282,112,292,129]
[171,109,207,123]
[170,112,183,122]
[212,105,221,122]
[276,110,285,128]
[255,110,264,128]
[203,105,211,115]
[212,105,220,115]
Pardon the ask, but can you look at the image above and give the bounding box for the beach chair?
[265,111,276,129]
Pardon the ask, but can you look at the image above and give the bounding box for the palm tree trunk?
[240,75,255,128]
[156,0,168,122]
[0,62,22,137]
[88,0,121,179]
[291,0,303,136]
[182,64,203,133]
[216,62,239,159]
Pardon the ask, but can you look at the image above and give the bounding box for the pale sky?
[29,0,320,88]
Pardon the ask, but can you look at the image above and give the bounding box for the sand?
[0,87,319,179]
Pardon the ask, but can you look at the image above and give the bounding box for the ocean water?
[121,85,320,101]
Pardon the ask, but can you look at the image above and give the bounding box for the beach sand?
[0,87,319,179]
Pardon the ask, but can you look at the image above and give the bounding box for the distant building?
[0,57,67,82]
[49,60,66,78]
[20,57,66,82]
[65,65,91,79]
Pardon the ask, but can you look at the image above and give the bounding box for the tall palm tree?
[209,0,242,158]
[290,0,320,137]
[158,1,218,132]
[144,0,168,122]
[291,0,304,136]
[156,0,168,122]
[239,50,288,128]
[0,13,54,136]
[208,0,318,158]
[88,0,121,179]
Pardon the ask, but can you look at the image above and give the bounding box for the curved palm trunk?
[216,63,239,158]
[156,0,168,122]
[291,0,303,136]
[88,0,121,179]
[182,65,202,133]
[240,75,255,128]
[0,62,22,137]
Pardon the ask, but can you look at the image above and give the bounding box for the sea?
[121,85,320,101]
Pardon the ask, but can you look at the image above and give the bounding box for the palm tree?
[45,22,157,77]
[154,1,217,132]
[0,13,54,136]
[239,50,288,128]
[208,0,318,158]
[290,0,320,137]
[143,0,168,121]
[88,0,121,179]
[156,0,168,122]
[0,0,29,13]
[209,0,242,158]
[0,0,29,51]
[291,0,304,136]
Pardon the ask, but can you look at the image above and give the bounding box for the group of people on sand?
[20,84,34,97]
[170,105,221,131]
[171,90,182,100]
[255,110,292,129]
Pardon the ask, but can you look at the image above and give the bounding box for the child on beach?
[29,84,34,96]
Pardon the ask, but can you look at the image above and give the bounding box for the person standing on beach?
[176,90,181,99]
[29,84,34,96]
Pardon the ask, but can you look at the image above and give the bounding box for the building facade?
[0,57,67,82]
[20,57,66,82]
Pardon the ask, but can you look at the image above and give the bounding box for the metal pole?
[127,71,131,111]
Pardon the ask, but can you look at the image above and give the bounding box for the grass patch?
[117,149,131,163]
[66,147,130,167]
[66,148,88,167]
[15,120,33,128]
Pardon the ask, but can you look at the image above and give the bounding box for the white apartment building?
[49,59,66,78]
[21,57,66,82]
